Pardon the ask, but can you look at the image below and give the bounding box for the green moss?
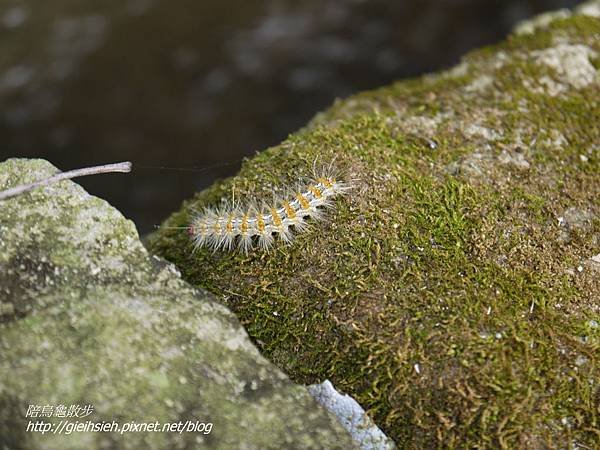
[149,8,600,449]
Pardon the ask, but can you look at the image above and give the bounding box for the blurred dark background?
[0,0,581,233]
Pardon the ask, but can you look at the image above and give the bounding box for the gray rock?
[0,158,356,450]
[513,9,571,35]
[308,380,396,450]
[557,206,596,242]
[561,207,595,232]
[533,44,598,93]
[513,0,600,34]
[576,0,600,17]
[497,149,530,170]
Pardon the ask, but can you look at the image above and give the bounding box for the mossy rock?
[149,4,600,448]
[0,159,357,450]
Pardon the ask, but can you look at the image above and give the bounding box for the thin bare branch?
[0,161,132,201]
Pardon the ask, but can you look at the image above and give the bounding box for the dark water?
[0,0,581,233]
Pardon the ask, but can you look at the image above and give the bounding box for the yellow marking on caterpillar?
[270,208,283,227]
[257,214,266,232]
[283,201,296,219]
[309,185,322,198]
[226,214,234,233]
[296,192,310,210]
[317,177,333,188]
[241,214,249,234]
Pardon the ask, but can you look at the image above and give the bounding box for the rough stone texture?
[150,2,600,448]
[0,158,356,450]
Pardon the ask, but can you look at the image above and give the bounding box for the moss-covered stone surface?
[0,159,356,450]
[149,3,600,448]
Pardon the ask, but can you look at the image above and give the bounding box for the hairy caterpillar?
[187,163,352,253]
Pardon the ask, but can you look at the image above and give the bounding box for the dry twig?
[0,161,132,201]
